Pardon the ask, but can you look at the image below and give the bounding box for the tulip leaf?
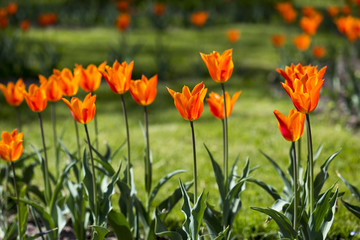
[313,144,323,162]
[19,185,28,239]
[25,228,58,240]
[341,199,360,219]
[92,225,109,240]
[204,144,225,203]
[319,188,339,239]
[108,210,133,240]
[337,172,360,201]
[229,156,240,188]
[155,211,184,240]
[82,150,96,221]
[247,178,281,201]
[313,150,340,200]
[251,207,296,239]
[213,226,230,240]
[203,204,223,239]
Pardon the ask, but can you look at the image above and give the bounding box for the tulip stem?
[221,83,229,192]
[297,137,301,172]
[74,119,81,161]
[121,94,131,186]
[51,103,59,179]
[11,162,22,240]
[144,106,152,196]
[306,114,314,214]
[38,112,51,204]
[15,107,22,132]
[291,142,299,231]
[94,91,99,150]
[84,123,98,223]
[190,121,198,202]
[3,163,9,229]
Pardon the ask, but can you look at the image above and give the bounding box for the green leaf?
[214,226,230,240]
[203,205,222,240]
[319,188,339,239]
[155,211,183,240]
[337,172,360,201]
[108,210,132,240]
[313,150,340,200]
[251,207,296,239]
[341,198,360,219]
[31,145,51,204]
[92,225,109,240]
[82,150,95,220]
[19,185,28,239]
[25,228,58,240]
[313,144,323,162]
[190,192,207,240]
[247,178,281,201]
[204,144,225,203]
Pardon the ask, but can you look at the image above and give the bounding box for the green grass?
[2,22,360,238]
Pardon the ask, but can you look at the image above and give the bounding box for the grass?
[1,22,360,238]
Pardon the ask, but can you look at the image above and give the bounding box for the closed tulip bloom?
[200,49,234,83]
[115,13,131,32]
[293,34,311,51]
[275,2,297,23]
[226,29,240,43]
[130,75,157,106]
[190,11,208,27]
[312,46,326,59]
[57,68,79,97]
[39,74,63,102]
[271,34,286,48]
[101,60,134,95]
[300,14,323,35]
[0,129,23,162]
[62,93,96,124]
[274,109,305,142]
[76,62,106,92]
[23,83,47,112]
[167,82,207,121]
[206,91,241,119]
[0,79,25,106]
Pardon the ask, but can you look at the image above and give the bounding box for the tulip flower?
[0,129,23,162]
[327,6,339,18]
[274,109,305,142]
[20,20,31,32]
[312,46,326,59]
[23,83,47,112]
[190,11,208,27]
[115,13,131,32]
[62,93,96,125]
[200,49,234,83]
[335,16,360,42]
[130,75,157,106]
[57,68,79,97]
[167,82,207,121]
[6,2,17,16]
[206,91,241,119]
[153,2,166,16]
[226,29,240,43]
[275,2,297,23]
[0,79,25,107]
[299,14,323,35]
[271,34,286,48]
[39,74,63,102]
[293,34,311,51]
[76,62,106,93]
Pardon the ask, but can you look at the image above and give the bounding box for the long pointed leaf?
[341,199,360,219]
[337,172,360,201]
[247,178,281,201]
[108,210,132,240]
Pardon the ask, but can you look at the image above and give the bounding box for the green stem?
[297,137,301,170]
[291,142,298,231]
[306,114,314,214]
[221,83,228,192]
[93,92,99,150]
[121,94,131,186]
[144,106,151,196]
[3,163,9,229]
[74,118,81,160]
[15,107,22,132]
[38,112,51,204]
[51,103,59,179]
[11,162,21,240]
[190,121,197,202]
[84,124,98,224]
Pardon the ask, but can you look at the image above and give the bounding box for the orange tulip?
[274,109,305,142]
[336,16,360,42]
[20,20,31,32]
[0,15,8,29]
[6,2,18,15]
[342,5,351,15]
[23,83,47,112]
[275,2,297,23]
[38,13,57,27]
[293,34,311,51]
[167,82,207,121]
[271,34,286,47]
[299,13,323,35]
[115,13,131,32]
[116,1,129,12]
[302,6,317,18]
[0,129,23,162]
[101,60,134,95]
[190,11,208,27]
[56,68,79,97]
[62,93,96,124]
[312,46,326,59]
[327,6,339,18]
[200,49,234,83]
[39,74,63,102]
[0,79,25,106]
[226,29,240,43]
[206,91,241,119]
[153,2,166,16]
[130,75,157,106]
[277,64,326,113]
[76,62,106,92]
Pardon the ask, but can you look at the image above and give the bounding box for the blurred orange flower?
[302,6,317,18]
[0,16,8,29]
[130,75,157,106]
[115,13,131,31]
[0,8,7,18]
[39,74,63,102]
[327,6,339,18]
[277,64,326,113]
[293,34,311,51]
[275,2,297,23]
[226,29,240,43]
[56,68,79,97]
[336,16,360,42]
[38,13,57,27]
[312,46,326,59]
[20,20,30,32]
[0,129,23,162]
[153,2,166,16]
[190,11,208,27]
[62,93,96,124]
[76,62,106,92]
[6,2,18,15]
[23,83,48,112]
[206,91,241,119]
[167,82,207,121]
[271,34,286,47]
[0,79,25,106]
[200,49,234,83]
[299,13,323,35]
[342,5,351,15]
[116,0,129,12]
[101,60,134,94]
[274,109,305,142]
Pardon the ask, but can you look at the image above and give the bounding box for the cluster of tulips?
[0,46,355,240]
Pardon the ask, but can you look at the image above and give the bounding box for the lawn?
[1,22,360,238]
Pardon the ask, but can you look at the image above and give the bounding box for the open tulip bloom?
[206,91,241,120]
